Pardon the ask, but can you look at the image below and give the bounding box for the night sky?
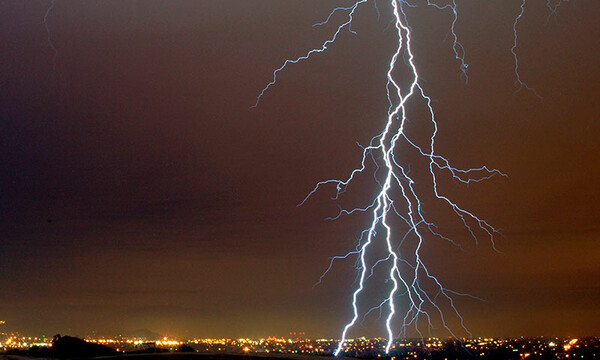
[1,0,599,339]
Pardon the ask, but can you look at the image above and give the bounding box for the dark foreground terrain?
[3,336,600,360]
[97,354,337,360]
[1,354,337,360]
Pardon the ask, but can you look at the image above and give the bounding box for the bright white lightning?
[511,0,542,98]
[249,0,555,356]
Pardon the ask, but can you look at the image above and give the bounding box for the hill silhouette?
[52,334,116,358]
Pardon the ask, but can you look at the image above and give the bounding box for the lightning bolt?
[250,0,549,356]
[511,0,542,98]
[43,0,58,71]
[545,0,570,21]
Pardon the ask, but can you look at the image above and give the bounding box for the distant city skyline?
[2,331,599,360]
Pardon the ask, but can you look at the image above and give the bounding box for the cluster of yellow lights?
[0,332,592,358]
[91,339,117,344]
[0,335,51,349]
[156,337,182,346]
[191,338,229,344]
[87,337,182,347]
[563,338,579,351]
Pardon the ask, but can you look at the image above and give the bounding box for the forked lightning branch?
[252,0,559,356]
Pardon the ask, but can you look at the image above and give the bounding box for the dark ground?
[96,354,338,360]
[1,352,340,360]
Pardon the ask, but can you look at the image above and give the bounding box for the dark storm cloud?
[0,0,598,338]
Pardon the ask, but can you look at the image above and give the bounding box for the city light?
[1,331,598,359]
